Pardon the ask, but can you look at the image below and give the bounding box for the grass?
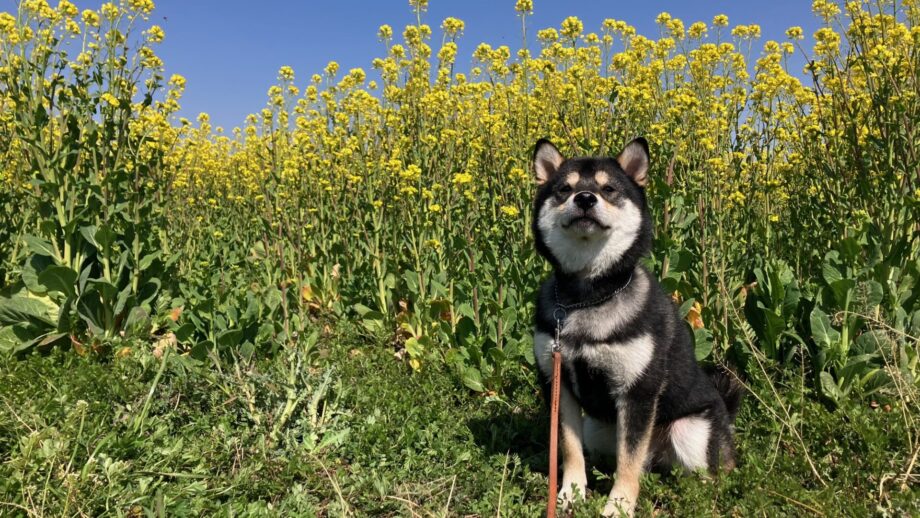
[1,322,917,517]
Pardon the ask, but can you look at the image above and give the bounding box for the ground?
[0,323,917,517]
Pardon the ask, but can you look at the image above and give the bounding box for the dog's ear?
[534,139,564,185]
[615,137,650,188]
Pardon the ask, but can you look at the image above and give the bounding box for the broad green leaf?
[693,327,713,361]
[821,261,843,286]
[819,371,843,403]
[0,293,58,328]
[864,280,884,308]
[461,366,485,392]
[37,265,78,299]
[22,235,56,258]
[217,329,243,348]
[405,336,423,357]
[810,307,840,349]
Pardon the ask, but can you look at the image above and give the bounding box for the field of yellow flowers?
[1,0,919,515]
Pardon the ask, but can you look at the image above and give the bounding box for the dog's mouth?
[562,215,610,230]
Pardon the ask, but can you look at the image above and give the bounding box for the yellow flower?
[278,65,295,81]
[537,28,558,43]
[400,164,423,182]
[0,13,16,36]
[500,205,520,217]
[127,0,155,15]
[515,0,533,15]
[561,16,583,39]
[428,203,442,213]
[168,74,186,89]
[57,0,78,17]
[712,14,729,27]
[147,25,165,43]
[100,2,119,19]
[441,17,464,37]
[689,22,707,39]
[452,172,473,185]
[786,26,803,40]
[81,9,99,27]
[100,92,120,107]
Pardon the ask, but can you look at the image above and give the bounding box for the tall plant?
[0,0,180,354]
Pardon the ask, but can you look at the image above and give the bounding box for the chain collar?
[551,271,633,353]
[553,271,633,312]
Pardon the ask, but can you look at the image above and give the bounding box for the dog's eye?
[558,185,573,194]
[602,185,615,194]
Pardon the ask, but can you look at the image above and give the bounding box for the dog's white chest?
[578,334,655,390]
[533,331,655,395]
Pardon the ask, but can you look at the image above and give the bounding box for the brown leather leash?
[546,274,631,517]
[547,346,562,518]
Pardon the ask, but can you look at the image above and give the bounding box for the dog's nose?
[573,191,597,210]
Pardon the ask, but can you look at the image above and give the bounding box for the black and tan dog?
[532,137,741,516]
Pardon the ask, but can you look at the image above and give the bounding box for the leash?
[547,310,563,518]
[546,272,633,517]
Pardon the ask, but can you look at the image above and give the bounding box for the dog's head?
[532,138,652,279]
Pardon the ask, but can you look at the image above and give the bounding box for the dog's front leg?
[603,396,656,517]
[557,383,587,507]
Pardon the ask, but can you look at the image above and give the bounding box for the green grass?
[1,324,917,517]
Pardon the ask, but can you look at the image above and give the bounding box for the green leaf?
[678,298,695,318]
[829,279,855,308]
[239,341,255,361]
[138,252,160,271]
[461,367,485,392]
[821,261,843,286]
[37,265,78,299]
[0,294,57,328]
[819,371,843,403]
[217,329,243,348]
[810,307,840,349]
[22,235,56,258]
[911,310,920,337]
[22,255,52,294]
[693,327,713,361]
[174,322,196,342]
[191,340,214,360]
[79,225,99,248]
[405,336,423,357]
[865,280,884,308]
[854,330,890,354]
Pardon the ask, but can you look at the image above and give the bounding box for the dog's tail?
[708,367,743,420]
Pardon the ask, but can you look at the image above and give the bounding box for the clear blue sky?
[3,1,823,130]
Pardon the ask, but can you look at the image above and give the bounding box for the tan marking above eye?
[565,172,579,187]
[595,171,609,185]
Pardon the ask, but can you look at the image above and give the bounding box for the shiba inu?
[531,137,742,516]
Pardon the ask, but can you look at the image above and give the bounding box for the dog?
[531,137,742,516]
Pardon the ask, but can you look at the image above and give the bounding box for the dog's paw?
[557,474,587,509]
[601,490,635,517]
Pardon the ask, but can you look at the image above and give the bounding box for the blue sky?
[3,1,824,130]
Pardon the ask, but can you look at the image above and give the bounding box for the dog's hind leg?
[603,396,657,517]
[557,384,588,507]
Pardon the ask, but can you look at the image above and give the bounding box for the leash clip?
[552,306,566,353]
